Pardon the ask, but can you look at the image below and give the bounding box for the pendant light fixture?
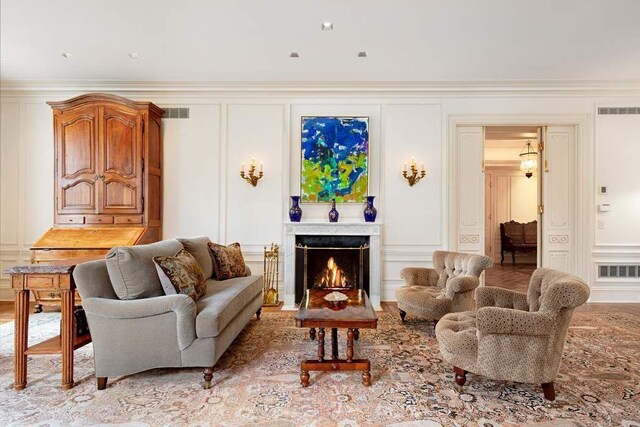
[519,140,538,178]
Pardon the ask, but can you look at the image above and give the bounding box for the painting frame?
[300,116,370,204]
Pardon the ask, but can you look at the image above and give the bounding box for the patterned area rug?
[0,311,639,426]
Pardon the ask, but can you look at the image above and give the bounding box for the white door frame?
[447,113,594,284]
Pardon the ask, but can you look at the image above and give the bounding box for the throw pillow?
[153,249,207,301]
[207,242,250,280]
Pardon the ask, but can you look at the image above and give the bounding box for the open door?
[540,126,576,273]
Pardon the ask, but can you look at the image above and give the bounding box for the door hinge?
[538,204,544,214]
[538,141,544,151]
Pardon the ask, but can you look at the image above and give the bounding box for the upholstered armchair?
[396,251,493,323]
[435,268,590,400]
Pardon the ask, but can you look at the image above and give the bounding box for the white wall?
[1,87,639,302]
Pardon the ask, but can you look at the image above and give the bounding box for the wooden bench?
[500,220,537,265]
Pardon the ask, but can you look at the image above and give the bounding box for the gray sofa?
[73,237,263,390]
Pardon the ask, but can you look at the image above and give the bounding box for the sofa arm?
[477,306,553,336]
[400,267,439,287]
[445,276,479,295]
[476,286,529,310]
[82,295,197,350]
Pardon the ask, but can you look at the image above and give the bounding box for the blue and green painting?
[301,117,369,203]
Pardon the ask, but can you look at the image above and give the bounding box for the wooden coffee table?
[295,288,378,387]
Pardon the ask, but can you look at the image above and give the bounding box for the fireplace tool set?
[262,243,280,306]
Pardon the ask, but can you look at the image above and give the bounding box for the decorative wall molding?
[458,235,480,244]
[2,80,640,97]
[549,235,570,244]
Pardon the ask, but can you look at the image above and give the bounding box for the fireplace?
[284,222,382,310]
[295,235,370,305]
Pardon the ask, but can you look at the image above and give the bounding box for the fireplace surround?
[284,222,382,310]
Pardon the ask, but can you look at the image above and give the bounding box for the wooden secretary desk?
[31,93,165,309]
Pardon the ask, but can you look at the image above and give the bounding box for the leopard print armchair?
[435,268,590,400]
[396,251,493,323]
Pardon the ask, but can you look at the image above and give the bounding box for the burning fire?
[317,257,348,288]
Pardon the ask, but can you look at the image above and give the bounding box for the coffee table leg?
[300,370,310,387]
[331,328,339,360]
[317,328,325,361]
[362,370,372,386]
[346,328,354,362]
[309,328,316,341]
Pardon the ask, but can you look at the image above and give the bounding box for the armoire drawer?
[115,215,143,224]
[58,215,86,225]
[86,215,114,224]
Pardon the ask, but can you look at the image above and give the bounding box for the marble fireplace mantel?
[283,221,382,310]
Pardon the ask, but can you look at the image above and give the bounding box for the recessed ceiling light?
[321,22,334,30]
[357,51,368,58]
[61,52,71,59]
[129,52,140,59]
[289,52,300,58]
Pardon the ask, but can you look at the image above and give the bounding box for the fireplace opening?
[295,235,370,304]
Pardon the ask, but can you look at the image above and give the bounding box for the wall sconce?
[240,158,263,187]
[402,158,426,186]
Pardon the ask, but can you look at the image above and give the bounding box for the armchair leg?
[203,367,214,389]
[96,377,107,390]
[256,307,261,320]
[399,309,406,322]
[512,251,515,266]
[541,382,555,401]
[453,367,467,392]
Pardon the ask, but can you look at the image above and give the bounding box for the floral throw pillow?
[153,249,207,301]
[207,242,250,280]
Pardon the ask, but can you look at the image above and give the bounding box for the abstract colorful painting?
[301,117,369,203]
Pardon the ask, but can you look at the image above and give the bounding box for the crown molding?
[2,79,640,98]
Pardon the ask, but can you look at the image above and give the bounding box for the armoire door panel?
[61,115,96,178]
[56,107,99,213]
[103,113,137,177]
[61,180,95,210]
[99,107,143,214]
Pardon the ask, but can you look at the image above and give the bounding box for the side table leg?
[346,328,354,362]
[317,328,325,361]
[331,328,339,360]
[61,289,75,390]
[14,289,29,391]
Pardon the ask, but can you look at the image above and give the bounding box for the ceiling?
[1,0,640,83]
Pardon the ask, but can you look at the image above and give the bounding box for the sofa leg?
[512,251,515,266]
[541,382,555,401]
[256,307,261,320]
[500,251,504,266]
[203,367,214,389]
[454,367,467,392]
[399,309,406,322]
[96,377,107,390]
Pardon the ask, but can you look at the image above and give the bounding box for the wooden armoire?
[30,93,164,308]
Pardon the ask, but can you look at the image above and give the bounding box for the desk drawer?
[86,215,114,224]
[26,275,58,289]
[115,215,143,224]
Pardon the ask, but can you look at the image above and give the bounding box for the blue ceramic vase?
[328,199,339,222]
[363,196,377,222]
[289,196,302,222]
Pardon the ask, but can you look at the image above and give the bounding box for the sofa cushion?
[178,236,214,279]
[106,239,184,300]
[208,242,250,280]
[503,221,525,244]
[154,249,207,302]
[195,275,263,338]
[523,221,537,245]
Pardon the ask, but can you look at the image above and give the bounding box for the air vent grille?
[163,108,190,119]
[598,265,640,278]
[597,107,640,115]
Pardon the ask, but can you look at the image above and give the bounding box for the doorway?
[483,126,540,292]
[450,117,583,288]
